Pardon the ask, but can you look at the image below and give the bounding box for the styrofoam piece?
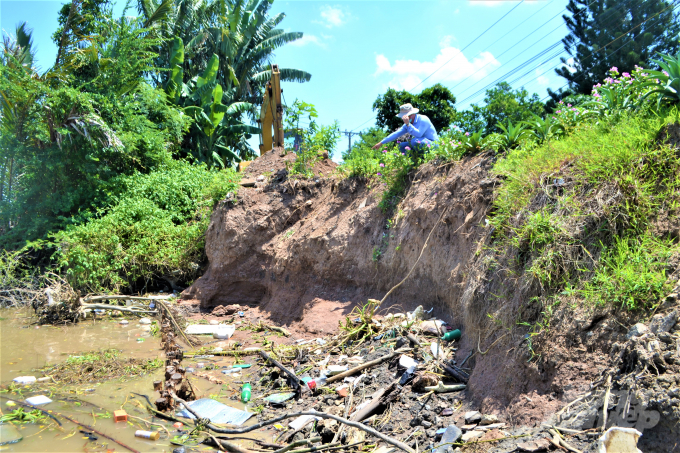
[598,427,642,453]
[177,398,252,426]
[326,365,349,376]
[185,324,221,335]
[289,411,321,430]
[25,395,52,405]
[213,325,235,340]
[430,342,446,359]
[138,318,151,325]
[399,355,417,369]
[13,376,36,385]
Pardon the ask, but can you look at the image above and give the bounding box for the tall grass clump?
[51,160,240,293]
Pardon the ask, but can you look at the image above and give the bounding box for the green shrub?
[51,161,240,292]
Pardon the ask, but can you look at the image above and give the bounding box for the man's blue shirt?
[381,114,439,144]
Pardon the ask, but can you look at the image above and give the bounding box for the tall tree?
[553,0,680,95]
[372,83,456,132]
[452,82,544,134]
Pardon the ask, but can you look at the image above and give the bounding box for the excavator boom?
[259,64,284,153]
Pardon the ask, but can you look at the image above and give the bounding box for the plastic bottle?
[399,365,416,385]
[306,376,327,391]
[241,383,252,402]
[441,329,461,342]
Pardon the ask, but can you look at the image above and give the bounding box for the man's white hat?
[396,103,419,118]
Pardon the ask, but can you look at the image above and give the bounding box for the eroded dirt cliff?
[181,150,620,428]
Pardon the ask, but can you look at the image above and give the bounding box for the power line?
[540,1,680,102]
[454,0,636,107]
[349,0,526,132]
[514,0,680,104]
[456,0,655,108]
[442,0,567,91]
[407,0,525,93]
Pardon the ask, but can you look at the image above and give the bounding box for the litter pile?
[171,302,511,453]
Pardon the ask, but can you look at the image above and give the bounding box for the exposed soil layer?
[182,151,680,443]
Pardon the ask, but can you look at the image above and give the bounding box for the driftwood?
[0,396,62,426]
[548,429,583,453]
[57,411,141,453]
[349,380,400,422]
[171,393,415,453]
[326,348,412,383]
[259,350,301,389]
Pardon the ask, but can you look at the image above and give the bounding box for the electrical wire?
[407,0,525,93]
[455,0,638,106]
[540,1,680,102]
[514,0,680,104]
[349,0,526,132]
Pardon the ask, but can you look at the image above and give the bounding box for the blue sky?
[1,0,572,158]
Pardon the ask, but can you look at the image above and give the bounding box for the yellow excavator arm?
[259,64,284,153]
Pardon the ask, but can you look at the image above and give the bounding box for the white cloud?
[314,5,347,28]
[454,8,460,14]
[536,68,549,86]
[374,45,500,91]
[561,57,577,74]
[289,34,327,49]
[439,35,456,48]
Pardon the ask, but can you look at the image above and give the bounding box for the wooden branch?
[548,429,582,453]
[171,393,415,453]
[350,381,399,422]
[259,350,301,388]
[81,295,173,303]
[80,304,157,314]
[287,442,341,453]
[601,375,612,432]
[326,348,411,383]
[57,411,140,453]
[206,437,255,453]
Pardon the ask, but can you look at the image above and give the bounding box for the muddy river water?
[0,309,267,452]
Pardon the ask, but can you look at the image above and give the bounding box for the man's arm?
[372,123,408,149]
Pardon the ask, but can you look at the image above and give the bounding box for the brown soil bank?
[182,150,679,445]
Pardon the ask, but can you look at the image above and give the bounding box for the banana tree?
[170,51,259,167]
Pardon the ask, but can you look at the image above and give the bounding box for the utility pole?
[339,129,360,154]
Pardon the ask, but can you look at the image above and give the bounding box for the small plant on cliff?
[377,144,416,213]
